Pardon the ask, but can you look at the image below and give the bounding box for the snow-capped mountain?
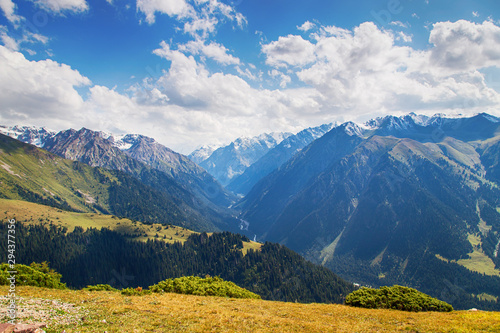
[196,132,293,186]
[0,125,56,147]
[227,123,335,195]
[189,145,220,164]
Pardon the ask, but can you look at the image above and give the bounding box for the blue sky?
[1,0,500,153]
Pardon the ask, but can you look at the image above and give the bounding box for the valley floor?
[1,286,499,332]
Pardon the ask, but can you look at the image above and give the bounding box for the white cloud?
[298,21,315,32]
[262,35,316,68]
[429,20,500,73]
[74,41,322,152]
[2,18,500,154]
[0,45,91,125]
[269,69,291,88]
[0,27,19,50]
[390,21,408,28]
[263,21,500,119]
[0,0,23,25]
[136,0,191,24]
[177,39,240,65]
[0,24,49,52]
[136,0,246,39]
[31,0,89,14]
[396,31,413,42]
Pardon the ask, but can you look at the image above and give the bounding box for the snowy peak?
[340,122,364,137]
[0,125,56,147]
[197,131,293,186]
[110,134,156,150]
[232,132,293,151]
[189,145,220,164]
[477,112,500,123]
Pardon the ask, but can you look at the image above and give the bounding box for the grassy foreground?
[2,286,499,332]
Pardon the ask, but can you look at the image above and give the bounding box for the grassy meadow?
[2,286,499,332]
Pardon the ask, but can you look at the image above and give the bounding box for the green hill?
[0,134,217,231]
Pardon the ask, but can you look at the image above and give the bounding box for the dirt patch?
[0,296,88,327]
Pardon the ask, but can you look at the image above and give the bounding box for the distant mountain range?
[226,123,335,196]
[190,132,293,187]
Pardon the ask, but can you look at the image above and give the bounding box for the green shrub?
[121,286,151,296]
[149,276,261,299]
[0,262,66,289]
[83,284,117,292]
[345,285,453,312]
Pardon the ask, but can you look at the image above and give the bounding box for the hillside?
[3,286,500,332]
[0,133,235,232]
[0,218,353,303]
[0,198,259,251]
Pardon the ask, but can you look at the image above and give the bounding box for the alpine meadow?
[1,0,500,332]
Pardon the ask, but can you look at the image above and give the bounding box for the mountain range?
[238,112,500,309]
[2,112,500,310]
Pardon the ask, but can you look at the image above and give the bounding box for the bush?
[149,276,261,299]
[83,284,118,292]
[345,285,453,312]
[121,286,151,296]
[0,262,66,289]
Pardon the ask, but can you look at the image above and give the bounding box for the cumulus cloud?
[74,41,322,152]
[429,20,500,72]
[262,35,316,68]
[262,20,500,119]
[2,18,500,153]
[136,0,191,24]
[0,46,91,124]
[31,0,89,14]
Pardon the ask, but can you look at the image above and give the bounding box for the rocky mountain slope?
[0,133,235,231]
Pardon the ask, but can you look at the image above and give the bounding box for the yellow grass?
[2,286,499,332]
[457,250,500,277]
[0,198,261,252]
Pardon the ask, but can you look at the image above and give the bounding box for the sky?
[1,0,500,153]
